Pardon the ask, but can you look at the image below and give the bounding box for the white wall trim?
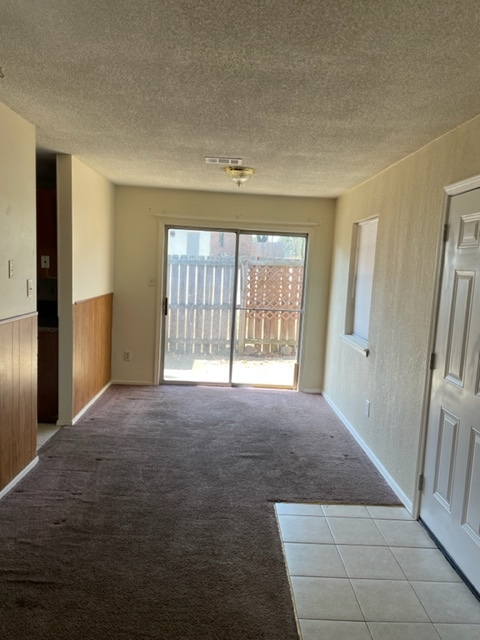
[444,174,480,195]
[322,392,413,513]
[68,381,112,426]
[155,221,320,389]
[154,219,165,385]
[0,457,39,501]
[300,388,322,394]
[414,187,451,518]
[110,380,155,386]
[341,334,370,357]
[152,210,320,228]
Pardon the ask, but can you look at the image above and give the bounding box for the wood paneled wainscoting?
[0,313,37,492]
[73,293,113,417]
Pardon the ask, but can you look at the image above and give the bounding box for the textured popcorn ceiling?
[1,1,480,197]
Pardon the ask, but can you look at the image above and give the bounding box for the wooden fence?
[165,256,304,356]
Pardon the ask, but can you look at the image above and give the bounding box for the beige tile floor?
[275,503,480,640]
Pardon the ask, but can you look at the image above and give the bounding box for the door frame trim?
[414,174,480,518]
[157,223,309,388]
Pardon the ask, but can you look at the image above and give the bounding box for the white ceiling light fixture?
[224,165,255,187]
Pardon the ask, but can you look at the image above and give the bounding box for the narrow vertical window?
[346,217,378,348]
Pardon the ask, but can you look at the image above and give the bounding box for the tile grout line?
[273,504,305,640]
[322,513,374,639]
[356,511,438,627]
[275,503,480,638]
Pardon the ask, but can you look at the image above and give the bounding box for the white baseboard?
[110,380,155,386]
[322,393,413,513]
[70,381,112,426]
[299,388,322,394]
[0,456,39,501]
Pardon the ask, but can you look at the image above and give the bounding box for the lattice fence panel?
[240,259,304,354]
[243,261,304,320]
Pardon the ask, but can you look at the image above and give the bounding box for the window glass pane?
[163,228,236,383]
[353,218,378,341]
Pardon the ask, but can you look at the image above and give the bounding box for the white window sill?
[342,334,370,357]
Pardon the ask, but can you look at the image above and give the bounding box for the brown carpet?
[0,385,399,639]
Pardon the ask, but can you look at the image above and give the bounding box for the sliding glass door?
[232,233,306,386]
[162,228,237,383]
[161,228,306,388]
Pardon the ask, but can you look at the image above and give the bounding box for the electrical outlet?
[148,276,155,287]
[8,260,14,278]
[123,350,132,362]
[41,255,50,269]
[364,400,370,417]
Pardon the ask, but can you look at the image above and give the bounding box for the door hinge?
[429,353,436,370]
[163,297,168,316]
[443,224,449,242]
[418,474,424,491]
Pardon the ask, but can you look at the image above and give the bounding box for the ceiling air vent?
[205,157,243,166]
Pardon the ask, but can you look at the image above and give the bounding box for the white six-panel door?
[421,187,480,592]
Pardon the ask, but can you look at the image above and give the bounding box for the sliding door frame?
[159,224,308,389]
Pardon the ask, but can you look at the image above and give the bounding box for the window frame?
[343,216,378,356]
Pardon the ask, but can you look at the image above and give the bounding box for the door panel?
[162,229,236,383]
[445,271,474,386]
[231,233,306,387]
[433,408,458,511]
[421,188,480,592]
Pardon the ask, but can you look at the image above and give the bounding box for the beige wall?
[0,103,36,320]
[57,155,114,424]
[113,187,335,388]
[323,114,480,507]
[71,157,115,301]
[0,103,37,492]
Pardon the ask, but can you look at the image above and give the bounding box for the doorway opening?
[161,228,307,388]
[36,153,59,429]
